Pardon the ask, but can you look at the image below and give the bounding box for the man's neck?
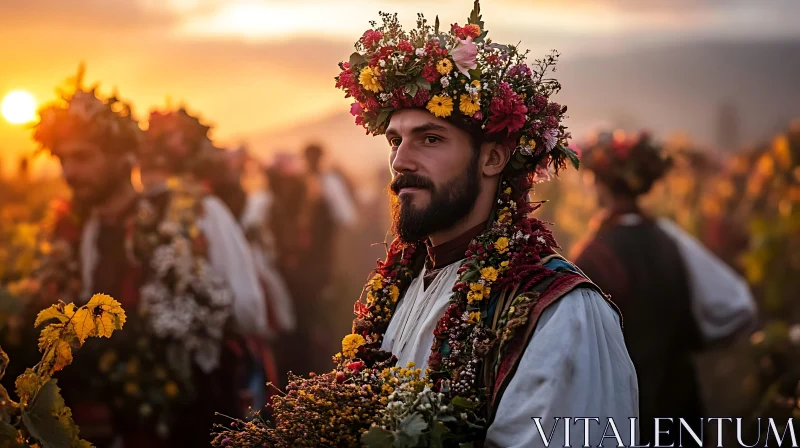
[93,183,137,222]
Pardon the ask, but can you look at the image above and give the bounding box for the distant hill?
[245,38,800,177]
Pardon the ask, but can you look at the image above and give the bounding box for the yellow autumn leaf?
[85,293,127,338]
[37,324,65,353]
[14,369,41,406]
[34,304,70,328]
[41,339,73,374]
[68,308,94,345]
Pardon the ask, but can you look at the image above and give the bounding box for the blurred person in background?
[208,144,297,397]
[24,72,248,447]
[573,131,757,447]
[141,107,277,424]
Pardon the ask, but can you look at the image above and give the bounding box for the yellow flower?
[467,24,482,36]
[500,260,510,268]
[369,274,384,291]
[164,381,179,398]
[459,94,481,116]
[498,207,511,223]
[529,139,537,150]
[342,334,366,358]
[467,283,489,303]
[427,95,453,118]
[366,291,377,304]
[467,311,482,325]
[480,267,499,282]
[436,58,453,75]
[504,187,511,195]
[471,80,481,90]
[359,66,383,93]
[389,285,400,303]
[494,237,509,254]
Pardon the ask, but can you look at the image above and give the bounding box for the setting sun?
[1,90,38,125]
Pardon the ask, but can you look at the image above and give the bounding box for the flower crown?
[335,0,579,177]
[142,107,217,174]
[33,66,141,156]
[581,130,672,196]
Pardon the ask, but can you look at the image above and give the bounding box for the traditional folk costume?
[30,85,258,446]
[213,4,637,446]
[335,3,638,446]
[573,132,756,447]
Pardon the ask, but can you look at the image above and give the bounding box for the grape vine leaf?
[21,380,85,448]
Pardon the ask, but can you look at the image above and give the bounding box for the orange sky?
[1,0,798,174]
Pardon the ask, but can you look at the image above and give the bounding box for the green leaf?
[429,421,450,448]
[564,146,580,170]
[434,16,440,35]
[398,413,427,440]
[0,420,23,448]
[460,443,475,448]
[376,108,393,128]
[361,426,394,448]
[468,69,481,81]
[415,77,431,91]
[21,380,80,448]
[450,396,477,409]
[437,415,457,423]
[406,83,419,98]
[393,413,428,447]
[349,52,367,67]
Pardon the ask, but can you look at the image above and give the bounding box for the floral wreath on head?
[580,130,672,197]
[142,106,220,178]
[335,0,579,188]
[33,64,142,157]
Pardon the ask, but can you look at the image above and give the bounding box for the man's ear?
[481,141,511,177]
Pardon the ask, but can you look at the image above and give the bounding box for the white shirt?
[382,260,639,447]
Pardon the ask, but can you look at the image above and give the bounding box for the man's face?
[53,139,123,206]
[386,109,481,243]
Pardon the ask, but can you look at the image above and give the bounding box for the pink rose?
[450,37,478,77]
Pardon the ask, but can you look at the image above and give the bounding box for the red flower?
[451,24,468,40]
[361,30,383,48]
[412,89,430,107]
[422,64,439,83]
[486,83,528,135]
[335,371,347,383]
[428,352,443,370]
[364,97,380,112]
[346,361,365,373]
[398,40,414,53]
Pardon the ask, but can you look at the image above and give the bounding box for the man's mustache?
[390,174,435,195]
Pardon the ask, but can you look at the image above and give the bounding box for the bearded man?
[30,72,244,447]
[334,3,639,446]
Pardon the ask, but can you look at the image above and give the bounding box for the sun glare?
[2,90,38,125]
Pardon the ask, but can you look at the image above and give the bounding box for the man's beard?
[390,157,481,244]
[69,169,128,207]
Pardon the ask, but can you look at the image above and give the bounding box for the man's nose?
[390,141,417,174]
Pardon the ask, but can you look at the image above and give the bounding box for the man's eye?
[389,138,402,147]
[424,136,440,144]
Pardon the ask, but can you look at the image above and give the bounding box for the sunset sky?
[1,0,798,173]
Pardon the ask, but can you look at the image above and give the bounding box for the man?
[30,74,244,447]
[573,131,756,447]
[334,2,638,446]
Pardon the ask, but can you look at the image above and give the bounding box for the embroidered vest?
[483,254,622,425]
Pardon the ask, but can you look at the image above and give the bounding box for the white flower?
[379,60,386,67]
[440,77,450,87]
[543,128,560,152]
[537,236,546,244]
[415,48,426,57]
[790,324,800,345]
